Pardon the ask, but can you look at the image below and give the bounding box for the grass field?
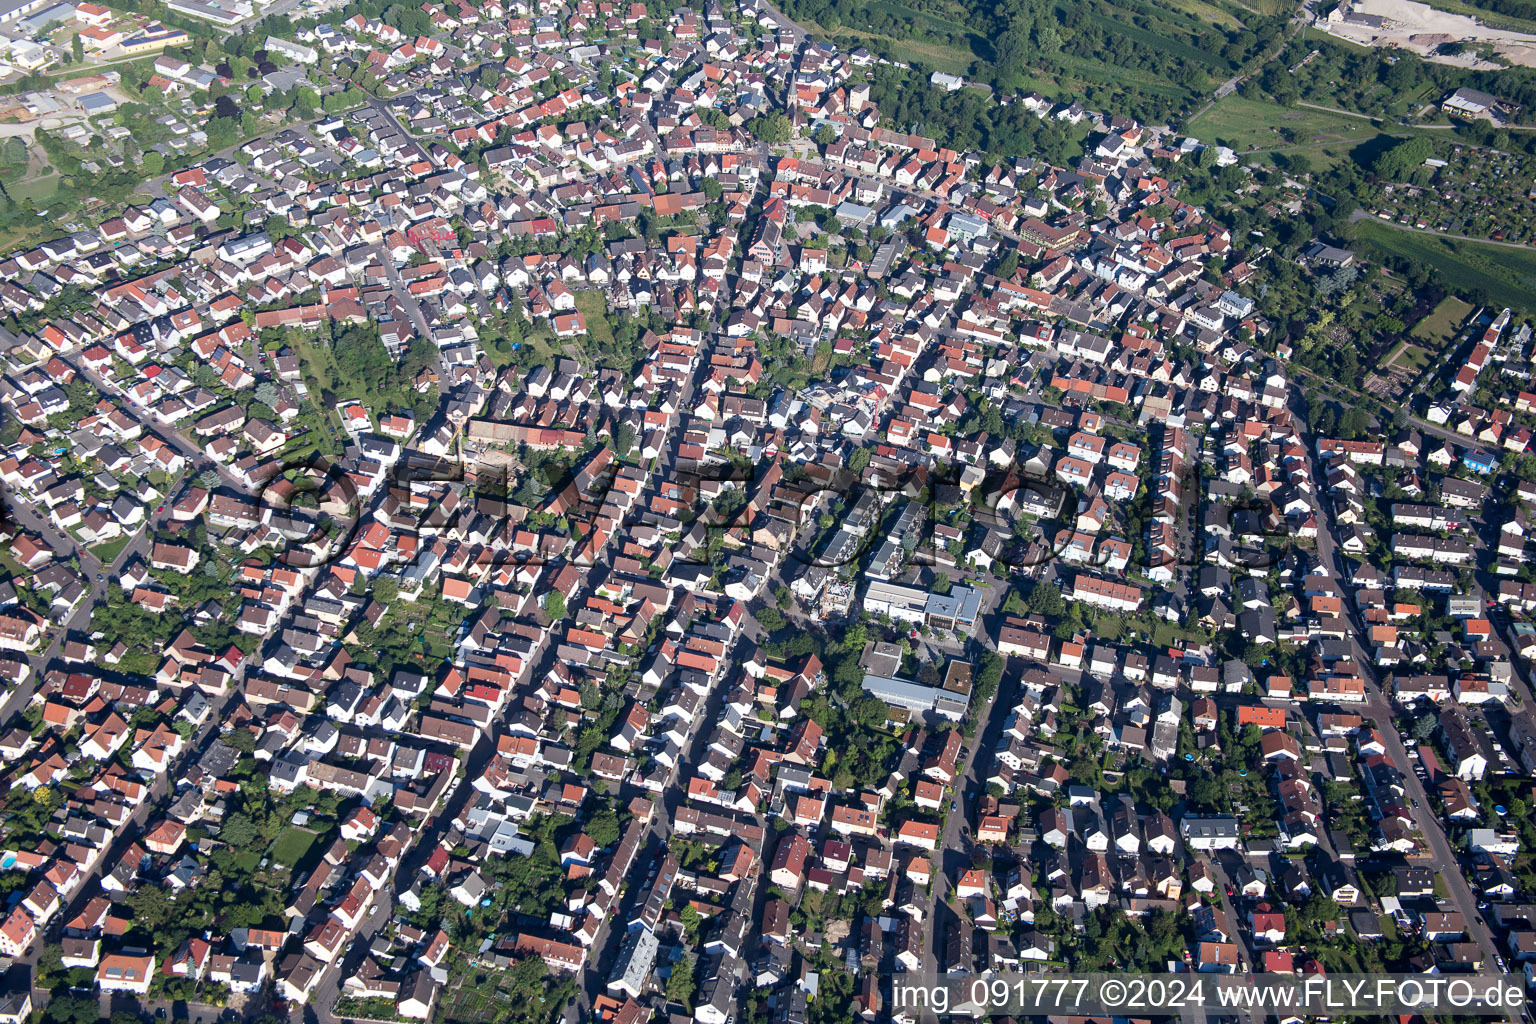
[1356,221,1536,313]
[12,173,58,204]
[269,826,317,869]
[790,0,995,75]
[0,147,61,207]
[1411,295,1476,345]
[572,289,614,347]
[1190,94,1379,153]
[293,333,339,396]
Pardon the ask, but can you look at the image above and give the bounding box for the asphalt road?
[61,351,248,495]
[24,678,245,1008]
[0,428,206,726]
[1291,384,1500,965]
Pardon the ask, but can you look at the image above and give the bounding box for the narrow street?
[922,647,1018,976]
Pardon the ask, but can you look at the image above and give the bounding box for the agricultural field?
[1238,0,1298,14]
[1354,220,1536,312]
[1162,0,1247,28]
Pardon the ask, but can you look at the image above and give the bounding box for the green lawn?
[1396,344,1433,372]
[0,547,28,578]
[1354,221,1536,314]
[292,333,339,396]
[269,826,317,869]
[89,535,130,565]
[1411,295,1476,345]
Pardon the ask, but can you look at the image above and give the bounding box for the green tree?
[125,882,174,931]
[544,591,567,620]
[586,807,620,848]
[1025,579,1065,617]
[678,904,701,945]
[1187,774,1224,811]
[747,112,791,144]
[43,996,100,1024]
[221,811,259,848]
[1372,136,1434,181]
[755,606,785,632]
[666,954,696,1010]
[615,421,636,456]
[974,650,1005,704]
